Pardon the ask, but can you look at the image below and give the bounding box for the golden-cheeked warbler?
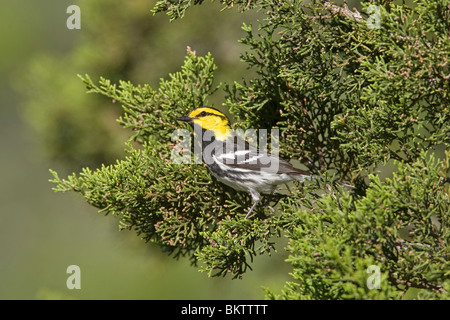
[177,106,331,219]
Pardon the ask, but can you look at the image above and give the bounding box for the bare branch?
[323,2,363,23]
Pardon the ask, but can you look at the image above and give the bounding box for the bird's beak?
[176,115,193,122]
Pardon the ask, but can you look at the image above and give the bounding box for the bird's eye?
[198,111,207,117]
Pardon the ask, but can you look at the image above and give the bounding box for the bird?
[176,106,345,219]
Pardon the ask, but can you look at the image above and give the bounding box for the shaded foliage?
[48,0,449,298]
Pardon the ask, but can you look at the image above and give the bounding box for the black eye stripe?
[196,111,227,120]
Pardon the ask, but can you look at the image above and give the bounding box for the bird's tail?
[294,174,355,190]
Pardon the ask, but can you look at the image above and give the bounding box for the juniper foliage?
[50,0,449,298]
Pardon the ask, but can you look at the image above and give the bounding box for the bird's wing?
[215,135,310,176]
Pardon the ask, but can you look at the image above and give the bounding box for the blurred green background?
[0,0,291,299]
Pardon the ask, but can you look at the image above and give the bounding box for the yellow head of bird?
[177,107,232,140]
